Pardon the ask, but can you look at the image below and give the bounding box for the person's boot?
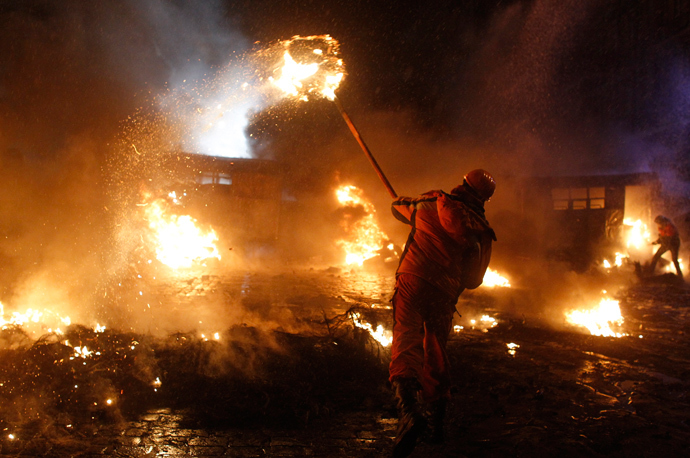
[392,378,426,458]
[426,398,447,444]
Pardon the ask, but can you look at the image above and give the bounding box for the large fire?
[0,302,71,336]
[335,185,389,266]
[143,193,221,269]
[565,294,627,338]
[623,218,652,250]
[601,218,653,270]
[482,267,511,288]
[268,35,345,101]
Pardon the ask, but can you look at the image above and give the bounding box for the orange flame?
[351,312,392,347]
[269,35,345,101]
[1,301,71,335]
[623,218,652,250]
[482,268,511,287]
[335,185,389,266]
[143,198,221,269]
[565,295,627,338]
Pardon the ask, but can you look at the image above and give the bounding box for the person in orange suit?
[388,169,497,457]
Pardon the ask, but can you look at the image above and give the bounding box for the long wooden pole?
[333,96,398,198]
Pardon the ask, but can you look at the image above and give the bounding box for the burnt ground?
[1,268,690,457]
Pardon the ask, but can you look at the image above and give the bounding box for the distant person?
[649,215,682,277]
[388,169,497,457]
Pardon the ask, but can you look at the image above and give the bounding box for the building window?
[198,172,232,186]
[551,187,606,210]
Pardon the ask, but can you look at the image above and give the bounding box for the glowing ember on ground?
[507,342,520,356]
[268,35,345,101]
[336,185,390,266]
[469,315,498,332]
[351,312,392,347]
[143,198,221,269]
[482,268,511,287]
[72,346,93,359]
[201,332,221,342]
[565,296,627,337]
[664,259,684,273]
[602,252,628,269]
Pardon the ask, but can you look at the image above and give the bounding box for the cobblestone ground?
[0,409,398,457]
[0,409,395,457]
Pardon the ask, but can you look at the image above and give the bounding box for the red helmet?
[464,169,496,201]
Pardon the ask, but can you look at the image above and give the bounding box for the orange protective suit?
[389,187,495,401]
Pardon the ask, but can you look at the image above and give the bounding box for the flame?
[144,198,221,269]
[601,252,628,269]
[664,258,684,273]
[1,302,71,335]
[565,296,627,338]
[482,268,511,287]
[269,35,345,101]
[469,315,498,332]
[335,185,390,266]
[351,312,392,347]
[600,219,651,269]
[623,218,651,250]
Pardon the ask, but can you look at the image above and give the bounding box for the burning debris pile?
[0,317,390,443]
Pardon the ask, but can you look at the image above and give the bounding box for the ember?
[471,315,498,332]
[602,252,628,269]
[335,185,390,266]
[665,258,685,273]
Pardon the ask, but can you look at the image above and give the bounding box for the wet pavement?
[2,267,690,457]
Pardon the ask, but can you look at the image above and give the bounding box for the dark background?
[2,0,690,177]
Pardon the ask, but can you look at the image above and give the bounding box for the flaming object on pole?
[267,35,345,102]
[268,35,397,198]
